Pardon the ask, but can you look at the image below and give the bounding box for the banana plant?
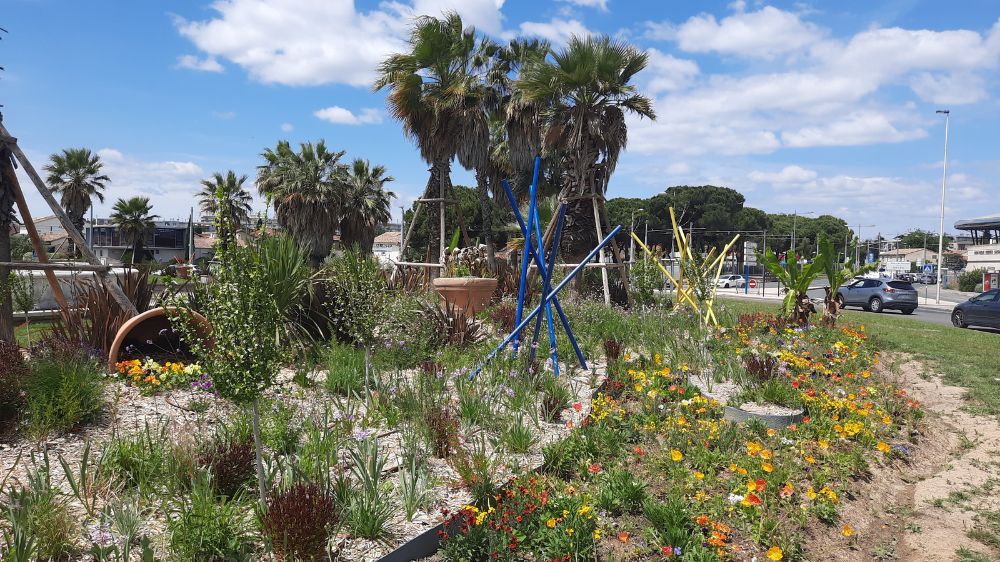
[759,249,822,325]
[816,234,878,327]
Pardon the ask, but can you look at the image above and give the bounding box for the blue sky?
[3,0,999,237]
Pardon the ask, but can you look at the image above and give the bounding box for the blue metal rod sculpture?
[499,179,585,370]
[469,224,623,379]
[512,159,542,355]
[528,202,565,373]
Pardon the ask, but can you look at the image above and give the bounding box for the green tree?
[340,159,395,254]
[375,13,473,263]
[110,196,158,265]
[256,140,346,267]
[403,185,506,261]
[10,234,31,260]
[942,252,965,271]
[44,148,108,256]
[198,170,252,251]
[516,35,655,256]
[898,229,952,251]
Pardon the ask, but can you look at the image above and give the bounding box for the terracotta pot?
[108,306,212,369]
[432,277,497,318]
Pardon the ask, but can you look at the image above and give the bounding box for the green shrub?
[322,343,367,396]
[261,400,302,455]
[2,453,77,560]
[24,348,104,437]
[0,340,28,433]
[345,438,393,541]
[99,422,169,495]
[644,498,693,552]
[318,250,389,347]
[594,468,647,515]
[167,472,255,561]
[631,254,665,307]
[260,482,337,562]
[959,269,983,292]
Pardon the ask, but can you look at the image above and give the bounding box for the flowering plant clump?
[114,359,203,394]
[438,475,597,562]
[464,313,923,562]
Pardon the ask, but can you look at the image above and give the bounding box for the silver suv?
[837,278,918,314]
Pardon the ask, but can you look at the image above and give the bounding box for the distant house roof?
[374,231,400,245]
[880,248,937,260]
[40,232,68,243]
[194,234,216,249]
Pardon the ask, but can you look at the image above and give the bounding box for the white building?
[373,231,401,263]
[878,248,939,274]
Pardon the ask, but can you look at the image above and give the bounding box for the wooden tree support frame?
[0,119,138,318]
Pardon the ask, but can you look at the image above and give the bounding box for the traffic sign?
[922,263,934,274]
[749,278,757,289]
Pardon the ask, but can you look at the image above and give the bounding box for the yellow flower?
[566,528,574,536]
[593,529,601,540]
[882,415,892,425]
[760,449,773,460]
[842,524,854,537]
[578,505,592,516]
[766,428,777,437]
[818,439,830,450]
[475,511,487,525]
[766,546,783,560]
[546,518,557,529]
[671,449,684,462]
[694,471,705,480]
[762,462,773,473]
[804,455,816,464]
[877,441,890,453]
[806,486,817,500]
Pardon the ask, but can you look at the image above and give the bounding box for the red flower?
[588,463,603,474]
[572,402,582,412]
[756,479,767,491]
[791,380,800,389]
[746,493,762,506]
[633,446,646,457]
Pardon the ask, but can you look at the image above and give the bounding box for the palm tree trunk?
[132,242,140,266]
[475,170,496,268]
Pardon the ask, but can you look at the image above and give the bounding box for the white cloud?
[557,0,607,11]
[517,18,590,47]
[748,165,817,184]
[781,112,926,148]
[174,0,505,87]
[314,106,383,125]
[280,122,294,133]
[670,6,825,59]
[644,49,699,94]
[909,72,988,105]
[212,111,236,120]
[176,54,224,72]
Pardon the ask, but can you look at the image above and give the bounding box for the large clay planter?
[432,277,497,318]
[108,306,212,369]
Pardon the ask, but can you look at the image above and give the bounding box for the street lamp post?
[399,205,406,260]
[935,109,950,303]
[630,207,644,263]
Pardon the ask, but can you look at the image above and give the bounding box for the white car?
[716,274,746,288]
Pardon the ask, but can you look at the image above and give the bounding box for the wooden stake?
[0,123,138,317]
[1,158,70,314]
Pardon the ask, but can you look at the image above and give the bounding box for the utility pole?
[399,204,405,258]
[629,207,644,263]
[853,223,875,264]
[935,109,950,303]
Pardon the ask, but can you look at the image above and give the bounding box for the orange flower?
[842,524,854,537]
[617,531,630,543]
[766,546,783,560]
[761,462,773,473]
[744,493,762,506]
[633,446,646,457]
[876,441,890,453]
[695,514,710,526]
[572,402,582,412]
[780,483,794,498]
[760,449,773,460]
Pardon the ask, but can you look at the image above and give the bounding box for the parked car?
[716,274,746,288]
[837,278,918,314]
[915,273,936,284]
[896,273,915,283]
[951,289,1000,329]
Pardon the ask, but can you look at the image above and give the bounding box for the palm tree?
[44,148,109,256]
[340,159,395,254]
[374,12,479,263]
[817,235,877,327]
[198,170,252,251]
[0,145,18,341]
[760,249,821,326]
[516,35,655,259]
[110,196,158,265]
[256,140,346,267]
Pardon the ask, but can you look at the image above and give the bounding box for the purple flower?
[674,547,682,556]
[88,523,114,547]
[353,428,373,440]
